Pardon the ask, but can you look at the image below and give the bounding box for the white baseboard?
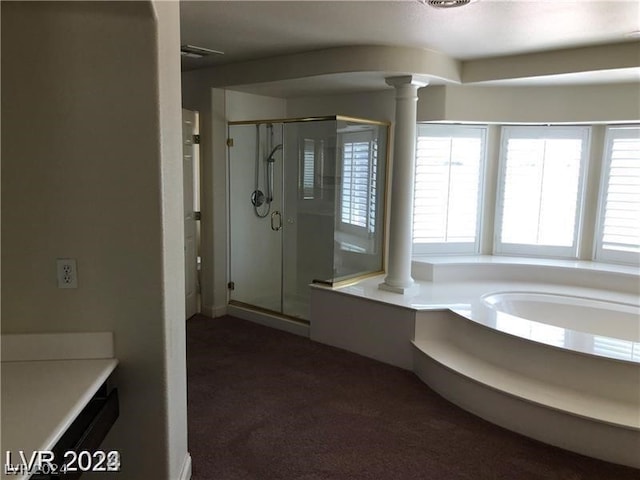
[200,304,227,318]
[200,304,215,317]
[178,453,192,480]
[227,304,310,337]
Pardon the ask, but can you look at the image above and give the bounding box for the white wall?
[1,2,189,478]
[225,90,286,122]
[461,41,640,84]
[181,45,460,90]
[419,83,640,123]
[154,2,191,479]
[286,90,395,123]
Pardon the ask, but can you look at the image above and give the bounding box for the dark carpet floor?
[186,314,639,480]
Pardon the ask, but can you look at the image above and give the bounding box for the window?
[413,124,486,254]
[300,138,324,200]
[411,122,638,265]
[340,132,378,234]
[593,336,640,362]
[595,126,640,264]
[495,126,590,258]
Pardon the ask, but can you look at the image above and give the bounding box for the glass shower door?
[281,120,337,320]
[228,116,388,322]
[228,123,284,313]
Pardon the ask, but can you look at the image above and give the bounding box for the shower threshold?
[228,300,310,338]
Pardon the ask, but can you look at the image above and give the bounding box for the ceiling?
[179,0,640,96]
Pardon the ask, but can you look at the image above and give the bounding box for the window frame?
[493,125,591,259]
[412,123,488,256]
[594,125,640,265]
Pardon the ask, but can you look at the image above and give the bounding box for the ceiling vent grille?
[422,0,474,8]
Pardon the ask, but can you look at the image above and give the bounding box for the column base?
[378,282,421,295]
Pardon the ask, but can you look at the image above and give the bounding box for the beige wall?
[286,90,395,123]
[154,1,191,479]
[419,83,640,123]
[225,90,286,122]
[461,42,640,84]
[1,2,188,478]
[182,45,460,90]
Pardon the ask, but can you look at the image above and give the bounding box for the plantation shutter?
[596,126,640,264]
[413,125,486,254]
[593,336,640,362]
[302,139,316,199]
[341,133,377,232]
[495,126,590,258]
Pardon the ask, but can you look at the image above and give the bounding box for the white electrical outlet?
[56,258,78,289]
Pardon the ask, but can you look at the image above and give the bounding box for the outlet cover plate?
[56,258,78,289]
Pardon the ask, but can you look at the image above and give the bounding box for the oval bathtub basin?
[482,292,640,342]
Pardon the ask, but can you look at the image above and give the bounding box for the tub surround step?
[413,308,640,468]
[413,341,640,469]
[412,339,640,430]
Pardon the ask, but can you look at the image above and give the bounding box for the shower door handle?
[271,211,282,231]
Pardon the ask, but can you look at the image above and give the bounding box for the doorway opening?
[183,109,201,319]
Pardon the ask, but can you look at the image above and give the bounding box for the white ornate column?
[380,75,427,294]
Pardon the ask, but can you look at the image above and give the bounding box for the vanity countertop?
[1,333,117,480]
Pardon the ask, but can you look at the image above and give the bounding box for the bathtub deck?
[317,263,639,363]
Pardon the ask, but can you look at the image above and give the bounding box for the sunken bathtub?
[413,289,640,468]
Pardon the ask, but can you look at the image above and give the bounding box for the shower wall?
[284,120,337,305]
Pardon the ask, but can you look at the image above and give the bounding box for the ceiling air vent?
[180,45,224,59]
[421,0,474,8]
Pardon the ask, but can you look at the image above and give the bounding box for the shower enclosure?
[228,116,389,321]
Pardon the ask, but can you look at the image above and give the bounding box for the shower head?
[266,144,283,163]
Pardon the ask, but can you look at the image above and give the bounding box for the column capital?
[385,75,429,89]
